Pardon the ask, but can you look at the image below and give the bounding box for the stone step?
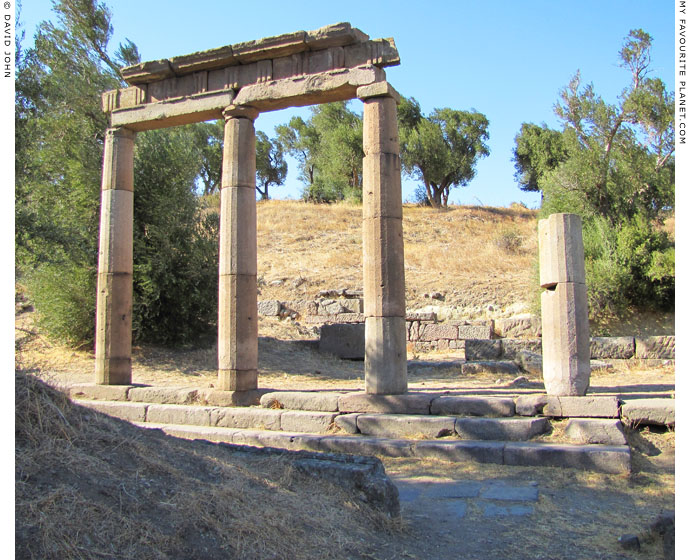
[620,398,675,428]
[353,414,550,441]
[134,422,631,474]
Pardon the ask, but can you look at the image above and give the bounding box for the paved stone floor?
[393,476,539,521]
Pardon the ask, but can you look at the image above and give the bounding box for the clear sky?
[17,0,676,208]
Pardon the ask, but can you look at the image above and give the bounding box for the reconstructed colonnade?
[96,23,408,395]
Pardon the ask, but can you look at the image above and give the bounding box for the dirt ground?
[16,310,675,559]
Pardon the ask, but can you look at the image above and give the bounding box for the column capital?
[357,82,401,104]
[223,104,260,121]
[106,126,137,140]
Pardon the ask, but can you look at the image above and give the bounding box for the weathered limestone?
[564,419,627,445]
[360,84,407,395]
[97,25,410,395]
[621,398,675,427]
[218,107,259,392]
[539,213,590,396]
[454,417,550,441]
[319,323,365,359]
[95,127,136,385]
[104,23,399,130]
[430,396,516,417]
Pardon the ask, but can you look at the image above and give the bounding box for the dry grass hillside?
[256,200,539,317]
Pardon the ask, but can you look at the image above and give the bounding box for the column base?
[218,369,258,392]
[365,316,407,395]
[95,357,132,385]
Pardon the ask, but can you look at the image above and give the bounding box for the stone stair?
[64,384,674,475]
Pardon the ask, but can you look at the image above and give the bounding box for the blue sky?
[17,0,676,207]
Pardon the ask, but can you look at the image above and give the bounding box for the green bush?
[26,263,97,348]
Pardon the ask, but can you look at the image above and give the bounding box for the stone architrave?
[95,127,136,385]
[359,82,407,395]
[218,105,259,391]
[538,213,590,396]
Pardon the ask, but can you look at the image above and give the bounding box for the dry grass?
[16,372,402,560]
[253,200,538,314]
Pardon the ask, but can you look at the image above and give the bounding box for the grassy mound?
[15,372,397,559]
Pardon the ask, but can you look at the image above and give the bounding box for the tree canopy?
[398,97,490,207]
[276,101,363,202]
[513,29,675,312]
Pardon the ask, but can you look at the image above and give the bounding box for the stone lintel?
[110,90,235,131]
[357,81,401,103]
[233,65,385,112]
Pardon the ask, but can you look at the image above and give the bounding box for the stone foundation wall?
[258,299,674,361]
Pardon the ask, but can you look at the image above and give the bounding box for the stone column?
[218,105,259,391]
[358,83,407,395]
[95,126,136,385]
[539,213,590,396]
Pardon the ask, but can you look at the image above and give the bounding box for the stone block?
[621,398,675,427]
[217,369,258,392]
[590,337,635,359]
[430,396,516,417]
[635,336,675,359]
[456,324,493,340]
[219,186,257,276]
[280,410,338,433]
[406,312,437,322]
[340,298,364,313]
[564,419,627,445]
[362,95,400,155]
[147,423,239,444]
[318,435,414,458]
[95,272,133,385]
[218,273,258,372]
[211,407,283,430]
[338,392,432,414]
[543,396,620,418]
[454,417,550,441]
[68,383,131,401]
[334,413,361,433]
[504,442,631,474]
[260,391,341,412]
[412,440,505,465]
[363,217,406,317]
[222,116,256,189]
[356,414,456,439]
[75,400,147,423]
[233,66,384,112]
[146,404,213,426]
[464,339,502,361]
[101,127,135,192]
[128,387,199,405]
[362,153,403,219]
[515,351,543,375]
[419,323,458,341]
[358,82,401,103]
[98,189,133,274]
[494,315,540,338]
[461,361,521,376]
[538,213,586,287]
[319,323,365,359]
[541,282,590,396]
[257,300,282,316]
[201,389,266,407]
[515,395,550,416]
[364,317,408,394]
[501,339,542,360]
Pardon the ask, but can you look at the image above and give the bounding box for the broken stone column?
[539,213,590,396]
[218,105,259,391]
[95,126,136,384]
[359,83,407,395]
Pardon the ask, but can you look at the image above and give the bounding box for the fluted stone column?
[539,213,590,396]
[358,83,407,395]
[95,126,136,384]
[218,105,259,391]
